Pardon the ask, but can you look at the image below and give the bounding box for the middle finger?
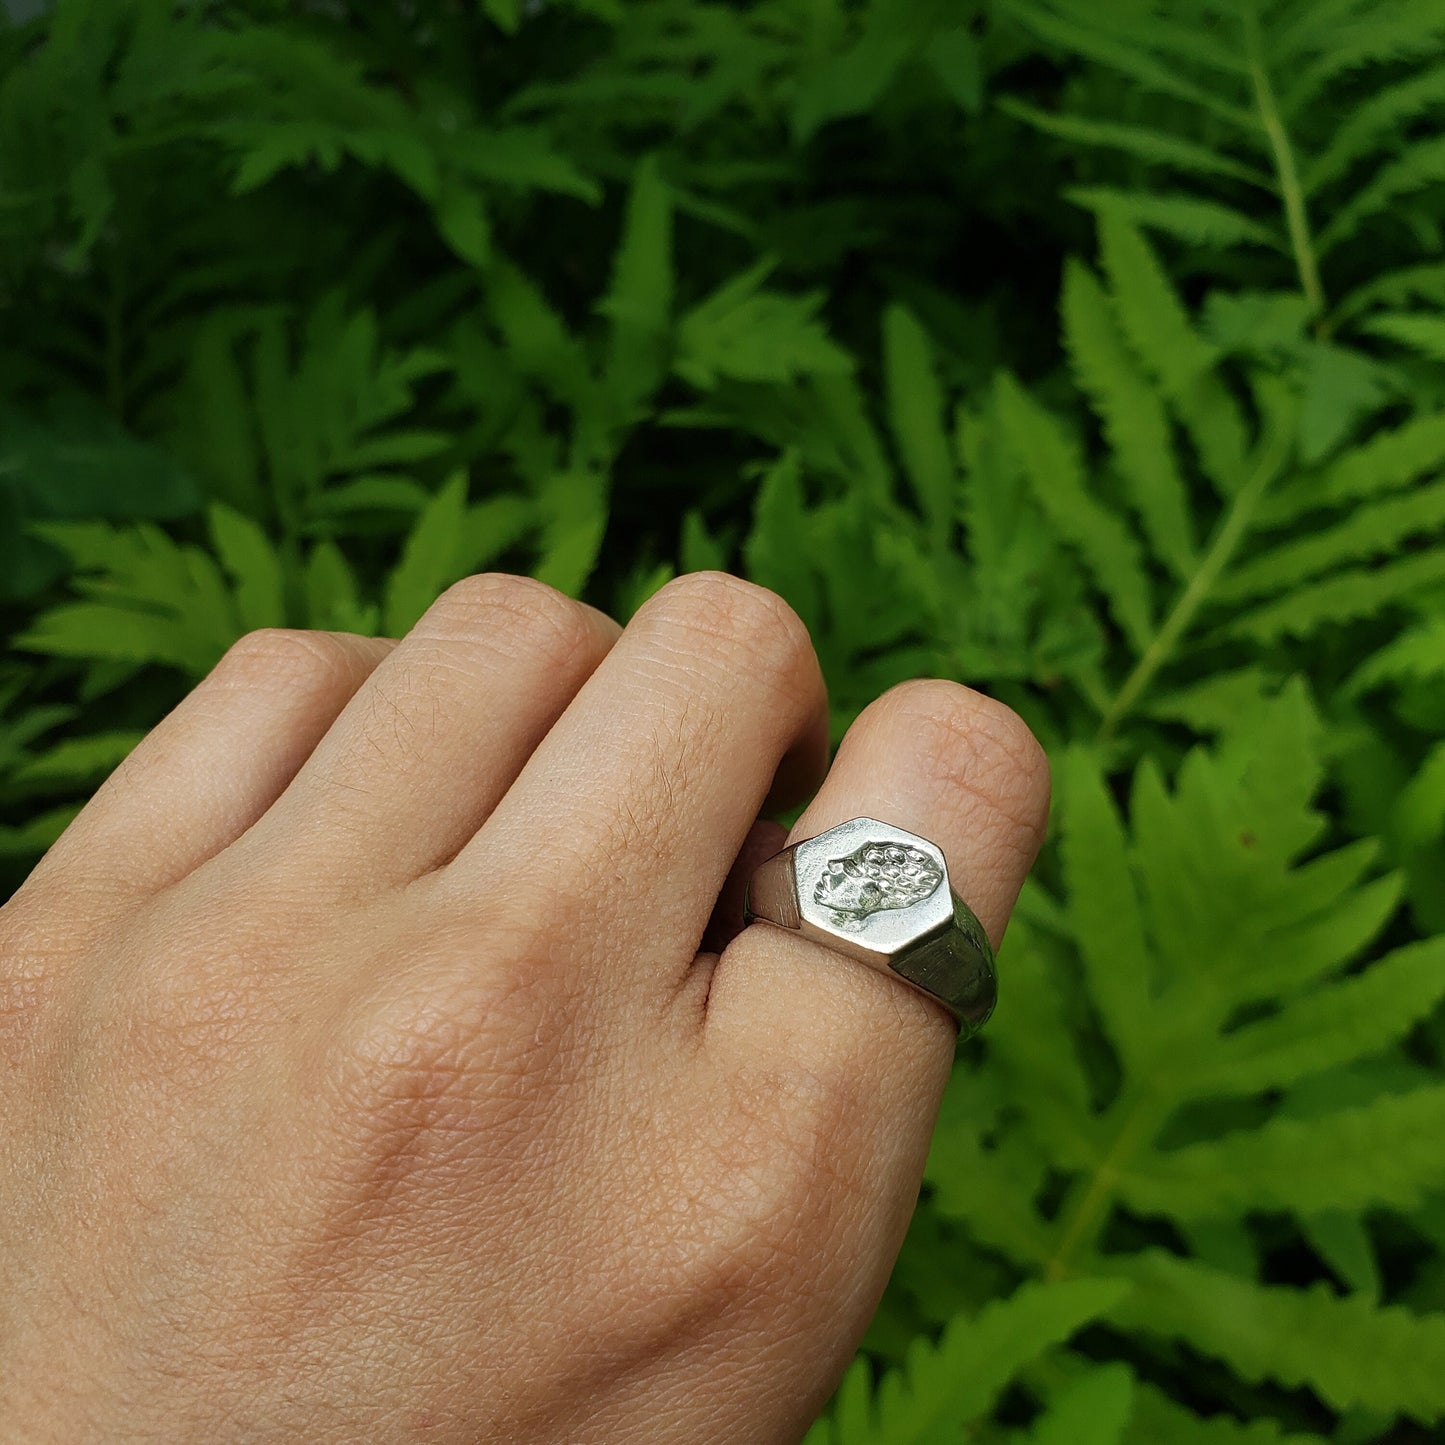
[441,573,829,992]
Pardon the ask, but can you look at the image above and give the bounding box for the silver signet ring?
[743,817,997,1036]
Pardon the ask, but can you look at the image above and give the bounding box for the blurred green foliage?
[4,1,1445,1440]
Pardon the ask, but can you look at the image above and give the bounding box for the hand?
[0,572,1050,1443]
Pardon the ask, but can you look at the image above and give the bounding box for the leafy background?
[4,0,1445,1439]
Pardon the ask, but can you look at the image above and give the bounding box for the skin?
[0,571,1051,1443]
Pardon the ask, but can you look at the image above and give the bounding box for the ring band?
[743,816,996,1035]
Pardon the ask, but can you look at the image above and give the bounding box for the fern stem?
[1096,441,1277,741]
[1241,3,1326,316]
[1043,1087,1174,1281]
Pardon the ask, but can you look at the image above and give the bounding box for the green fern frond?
[1300,1208,1381,1299]
[734,377,1103,714]
[1002,0,1445,315]
[1190,935,1445,1095]
[1362,311,1445,364]
[927,692,1445,1427]
[1124,1380,1326,1445]
[1216,478,1445,602]
[882,305,956,550]
[1347,614,1445,694]
[169,296,452,534]
[15,512,268,675]
[1002,101,1270,186]
[1025,1364,1134,1445]
[677,262,852,390]
[925,1085,1061,1264]
[1333,261,1445,325]
[791,29,916,144]
[994,372,1155,653]
[599,153,672,416]
[1231,865,1402,1004]
[381,475,472,636]
[1266,413,1445,523]
[1315,135,1445,259]
[807,1278,1129,1445]
[965,216,1414,732]
[1068,188,1283,252]
[1144,667,1280,733]
[15,480,536,681]
[1057,747,1153,1075]
[1045,0,1248,75]
[1112,1250,1445,1422]
[209,504,285,634]
[198,23,599,269]
[998,0,1254,126]
[1304,64,1445,194]
[1396,740,1445,848]
[0,700,77,778]
[742,451,823,636]
[1279,5,1445,117]
[303,541,372,635]
[1096,214,1250,493]
[1118,1083,1445,1218]
[1269,0,1384,66]
[962,930,1095,1166]
[1229,550,1445,643]
[476,268,581,411]
[1061,258,1197,578]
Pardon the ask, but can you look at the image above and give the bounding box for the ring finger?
[704,674,1051,1146]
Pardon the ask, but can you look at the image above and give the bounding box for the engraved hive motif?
[812,840,944,921]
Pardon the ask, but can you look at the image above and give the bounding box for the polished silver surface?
[812,837,943,922]
[744,817,997,1035]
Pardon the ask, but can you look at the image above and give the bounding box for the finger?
[19,631,395,910]
[704,675,1051,1131]
[689,680,1049,1401]
[442,573,829,989]
[229,574,622,891]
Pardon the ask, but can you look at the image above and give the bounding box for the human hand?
[0,572,1050,1442]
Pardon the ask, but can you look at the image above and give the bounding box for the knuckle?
[420,573,604,673]
[214,628,367,690]
[315,961,573,1215]
[332,995,479,1144]
[330,927,576,1138]
[643,572,816,691]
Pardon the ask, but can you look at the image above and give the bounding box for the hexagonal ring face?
[743,816,998,1034]
[793,817,956,968]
